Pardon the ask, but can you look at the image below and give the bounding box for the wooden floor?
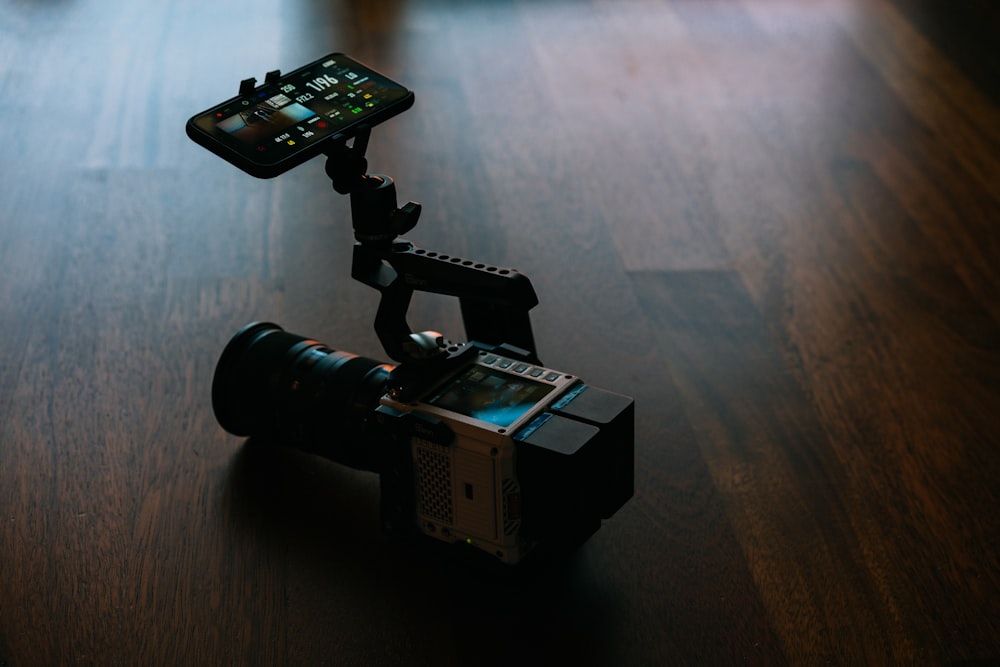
[2,0,998,664]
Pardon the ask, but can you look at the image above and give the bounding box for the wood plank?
[632,269,936,662]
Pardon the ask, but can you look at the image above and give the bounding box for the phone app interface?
[426,366,555,428]
[194,56,409,164]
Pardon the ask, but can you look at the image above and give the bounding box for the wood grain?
[1,0,998,664]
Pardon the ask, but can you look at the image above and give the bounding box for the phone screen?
[187,53,413,177]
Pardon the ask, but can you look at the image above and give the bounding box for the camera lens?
[212,322,393,471]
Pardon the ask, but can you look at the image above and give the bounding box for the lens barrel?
[211,322,393,471]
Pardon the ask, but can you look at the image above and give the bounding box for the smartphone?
[186,53,414,178]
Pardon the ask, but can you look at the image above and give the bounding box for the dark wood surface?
[2,0,998,664]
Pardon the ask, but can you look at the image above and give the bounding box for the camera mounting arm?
[323,131,540,375]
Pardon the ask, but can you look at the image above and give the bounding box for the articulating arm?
[324,131,540,372]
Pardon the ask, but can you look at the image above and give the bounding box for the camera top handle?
[322,128,541,399]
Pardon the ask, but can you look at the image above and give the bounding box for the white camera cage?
[381,352,581,563]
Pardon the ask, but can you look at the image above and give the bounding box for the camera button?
[545,372,561,382]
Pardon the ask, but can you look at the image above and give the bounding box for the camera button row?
[482,354,558,381]
[513,365,559,382]
[481,354,514,369]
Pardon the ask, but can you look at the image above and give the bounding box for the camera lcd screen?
[187,54,412,174]
[426,366,555,428]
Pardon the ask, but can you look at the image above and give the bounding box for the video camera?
[188,53,634,564]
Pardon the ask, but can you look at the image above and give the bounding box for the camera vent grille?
[502,478,521,536]
[415,442,453,525]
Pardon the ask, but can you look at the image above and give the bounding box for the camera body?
[374,345,633,563]
[213,323,634,565]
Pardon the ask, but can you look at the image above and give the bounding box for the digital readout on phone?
[192,56,410,162]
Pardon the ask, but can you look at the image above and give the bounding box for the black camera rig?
[208,70,633,565]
